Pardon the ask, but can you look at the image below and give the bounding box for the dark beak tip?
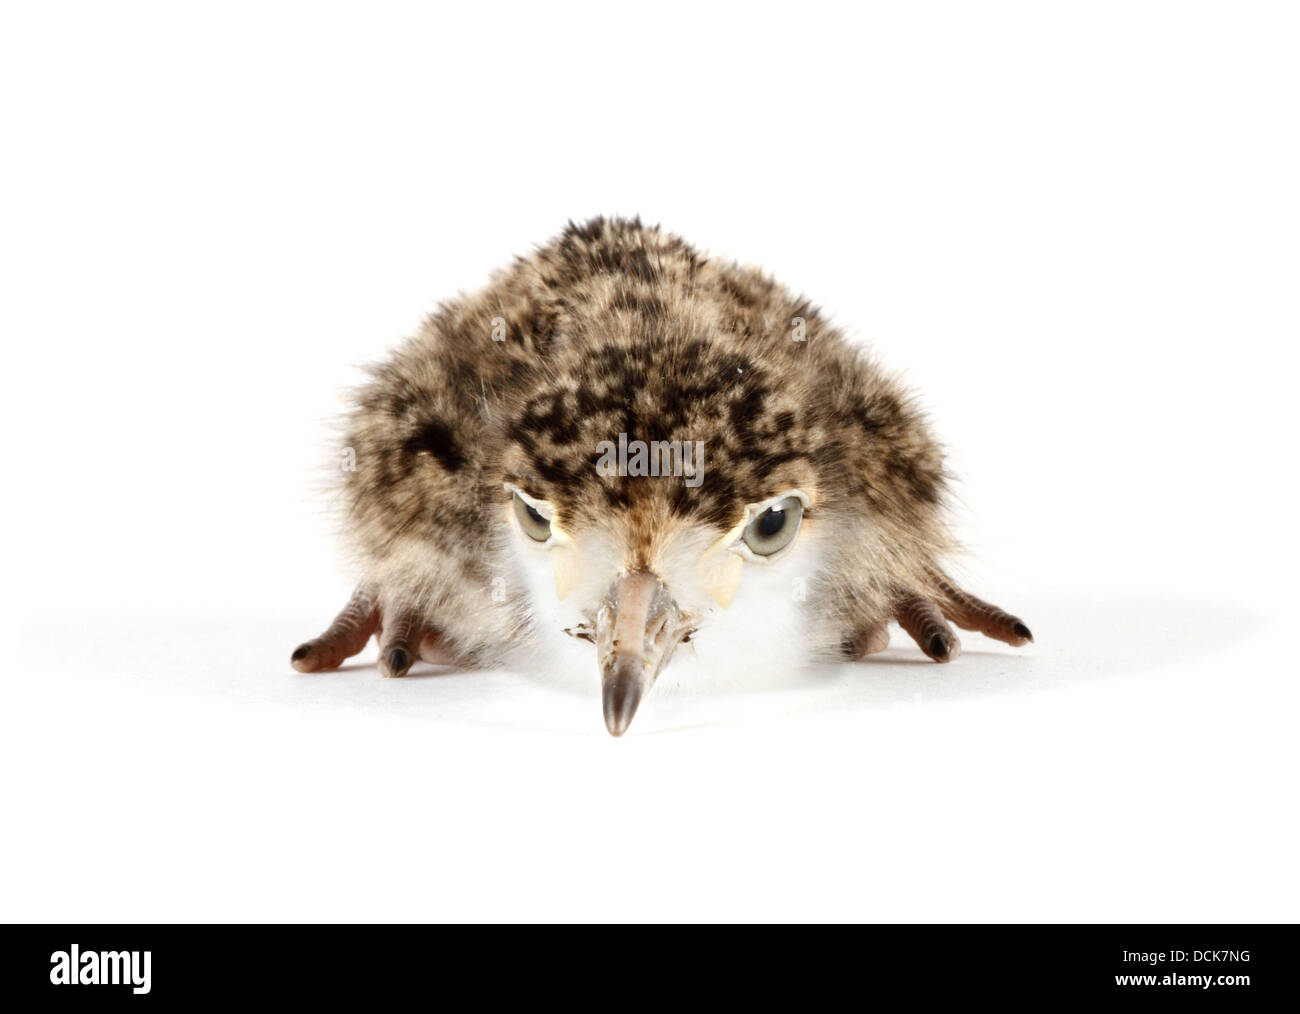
[602,682,643,738]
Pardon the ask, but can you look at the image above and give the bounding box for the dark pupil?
[525,503,546,525]
[757,506,786,538]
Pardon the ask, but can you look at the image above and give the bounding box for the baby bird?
[291,217,1031,735]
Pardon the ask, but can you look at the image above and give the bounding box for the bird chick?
[291,218,1032,735]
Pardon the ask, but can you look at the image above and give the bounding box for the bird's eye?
[513,493,552,542]
[742,496,804,556]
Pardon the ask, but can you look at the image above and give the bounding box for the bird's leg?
[843,621,891,660]
[377,609,456,676]
[291,587,454,676]
[896,593,962,662]
[846,575,1032,663]
[376,609,420,677]
[932,571,1034,647]
[291,586,380,672]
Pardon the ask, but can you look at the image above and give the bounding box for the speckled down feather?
[293,217,1031,735]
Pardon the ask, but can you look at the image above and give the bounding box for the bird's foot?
[846,571,1032,662]
[290,586,454,677]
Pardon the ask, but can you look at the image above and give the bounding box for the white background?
[2,1,1296,922]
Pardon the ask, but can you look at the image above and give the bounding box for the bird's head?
[500,475,821,735]
[497,333,846,735]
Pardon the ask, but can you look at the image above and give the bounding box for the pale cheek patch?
[693,519,748,609]
[701,551,744,608]
[551,543,580,600]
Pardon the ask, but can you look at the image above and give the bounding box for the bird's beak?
[595,571,688,737]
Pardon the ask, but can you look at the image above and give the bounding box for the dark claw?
[291,643,311,662]
[1013,621,1033,642]
[386,647,411,676]
[927,632,951,661]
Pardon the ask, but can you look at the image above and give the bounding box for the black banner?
[0,924,1291,1004]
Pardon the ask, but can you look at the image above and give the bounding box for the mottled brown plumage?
[291,217,1031,734]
